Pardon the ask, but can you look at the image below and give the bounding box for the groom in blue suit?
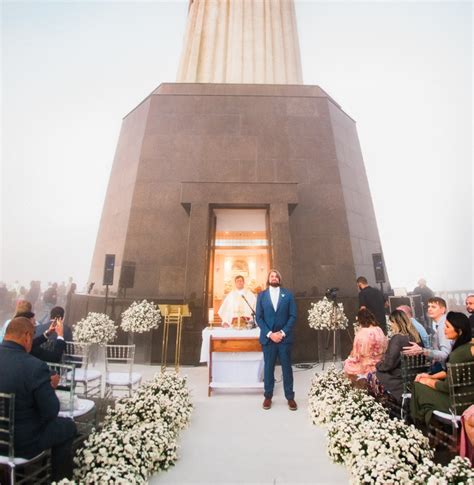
[256,269,297,411]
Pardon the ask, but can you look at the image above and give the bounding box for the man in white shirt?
[255,269,297,411]
[218,275,256,328]
[403,297,453,370]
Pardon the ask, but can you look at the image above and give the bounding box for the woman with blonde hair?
[371,310,422,402]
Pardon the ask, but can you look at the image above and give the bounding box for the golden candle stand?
[158,304,191,372]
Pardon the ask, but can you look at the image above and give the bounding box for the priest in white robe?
[218,275,257,328]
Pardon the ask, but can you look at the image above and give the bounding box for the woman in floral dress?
[344,308,387,378]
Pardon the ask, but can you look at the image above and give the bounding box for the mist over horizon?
[1,1,472,295]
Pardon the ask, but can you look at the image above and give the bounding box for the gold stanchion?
[158,304,191,372]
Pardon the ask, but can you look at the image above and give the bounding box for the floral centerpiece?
[308,296,348,330]
[121,299,161,333]
[73,312,117,345]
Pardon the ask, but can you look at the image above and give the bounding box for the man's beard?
[269,282,280,287]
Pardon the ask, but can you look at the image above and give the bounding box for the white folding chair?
[0,393,50,484]
[63,342,102,398]
[46,362,96,437]
[105,344,142,398]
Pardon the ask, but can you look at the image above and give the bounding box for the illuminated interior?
[210,209,270,325]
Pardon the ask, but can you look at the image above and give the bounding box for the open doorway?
[208,208,270,325]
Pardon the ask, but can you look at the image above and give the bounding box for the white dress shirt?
[266,286,285,338]
[269,286,280,311]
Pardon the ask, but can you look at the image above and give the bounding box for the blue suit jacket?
[0,341,60,458]
[256,287,297,345]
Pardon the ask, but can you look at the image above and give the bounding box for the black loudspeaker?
[388,295,424,321]
[103,254,115,286]
[119,261,136,289]
[372,253,386,283]
[389,296,411,313]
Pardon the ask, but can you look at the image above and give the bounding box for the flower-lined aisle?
[309,367,474,484]
[58,372,192,484]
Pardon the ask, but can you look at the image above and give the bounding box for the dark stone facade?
[80,83,386,364]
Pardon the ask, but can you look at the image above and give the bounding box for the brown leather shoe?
[288,399,298,411]
[263,397,272,410]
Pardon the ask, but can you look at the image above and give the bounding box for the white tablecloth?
[201,327,264,385]
[200,327,261,362]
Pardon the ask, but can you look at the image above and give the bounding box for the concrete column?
[177,0,303,84]
[269,203,294,290]
[184,202,209,310]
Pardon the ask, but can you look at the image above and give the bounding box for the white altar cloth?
[201,327,264,387]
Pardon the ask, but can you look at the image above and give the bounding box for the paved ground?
[142,363,349,485]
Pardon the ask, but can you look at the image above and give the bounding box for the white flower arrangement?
[103,373,192,434]
[413,456,474,484]
[72,372,192,482]
[73,312,116,345]
[74,421,177,481]
[80,464,146,484]
[308,367,474,484]
[308,297,348,330]
[120,299,161,333]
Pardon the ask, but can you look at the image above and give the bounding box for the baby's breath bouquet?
[73,312,116,345]
[121,299,161,333]
[104,373,192,434]
[308,367,474,484]
[72,371,192,482]
[74,421,177,481]
[308,297,348,330]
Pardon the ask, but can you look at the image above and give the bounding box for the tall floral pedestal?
[317,329,341,368]
[128,332,152,365]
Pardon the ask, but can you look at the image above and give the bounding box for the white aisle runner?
[149,365,348,485]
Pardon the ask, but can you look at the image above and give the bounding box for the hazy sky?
[1,0,472,293]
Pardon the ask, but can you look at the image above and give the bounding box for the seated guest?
[15,311,66,363]
[0,317,76,481]
[403,297,453,371]
[373,309,422,402]
[410,311,473,425]
[344,308,387,378]
[51,306,72,341]
[0,300,33,343]
[397,305,430,348]
[460,405,474,464]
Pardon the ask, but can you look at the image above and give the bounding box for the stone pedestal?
[86,83,386,365]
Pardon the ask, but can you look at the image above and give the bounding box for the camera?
[325,287,339,301]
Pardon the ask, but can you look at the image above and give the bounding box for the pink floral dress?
[344,326,387,376]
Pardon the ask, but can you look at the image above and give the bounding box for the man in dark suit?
[15,310,66,363]
[256,269,297,411]
[357,276,386,334]
[0,317,76,481]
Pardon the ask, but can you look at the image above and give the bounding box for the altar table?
[201,327,264,395]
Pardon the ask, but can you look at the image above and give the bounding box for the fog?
[1,0,472,293]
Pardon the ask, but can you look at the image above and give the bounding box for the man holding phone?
[15,311,66,363]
